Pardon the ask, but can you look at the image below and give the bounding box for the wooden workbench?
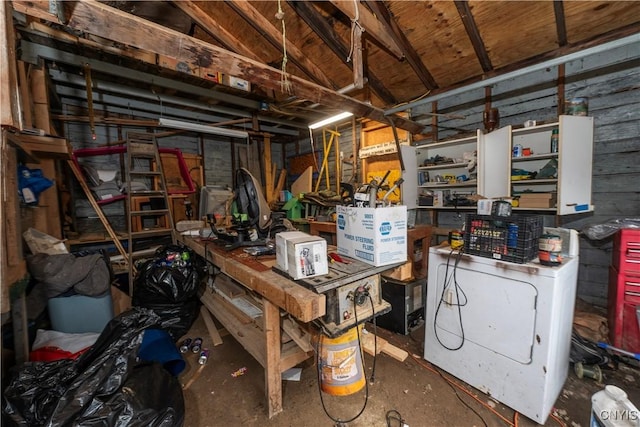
[175,234,326,418]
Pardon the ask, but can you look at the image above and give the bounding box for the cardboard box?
[276,231,308,271]
[336,205,408,267]
[276,231,328,280]
[517,193,557,208]
[222,75,251,92]
[202,70,222,83]
[383,261,413,281]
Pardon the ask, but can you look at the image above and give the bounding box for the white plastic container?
[591,385,639,427]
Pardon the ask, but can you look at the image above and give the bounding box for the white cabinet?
[498,115,594,215]
[413,115,594,216]
[400,144,418,209]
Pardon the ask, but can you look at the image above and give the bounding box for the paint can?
[318,325,365,396]
[539,234,562,266]
[513,144,523,157]
[566,97,589,116]
[449,230,464,250]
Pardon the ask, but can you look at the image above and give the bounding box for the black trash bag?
[71,362,184,427]
[132,245,204,340]
[133,245,202,304]
[138,300,201,342]
[2,308,184,427]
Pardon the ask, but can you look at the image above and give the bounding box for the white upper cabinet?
[556,115,594,215]
[478,126,510,199]
[412,115,594,216]
[506,115,594,214]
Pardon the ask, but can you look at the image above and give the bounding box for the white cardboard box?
[223,75,251,92]
[276,231,328,280]
[336,205,408,267]
[276,231,308,272]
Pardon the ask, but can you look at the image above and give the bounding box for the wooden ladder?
[66,159,130,269]
[125,132,174,290]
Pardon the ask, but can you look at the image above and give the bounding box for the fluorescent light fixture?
[158,117,249,138]
[308,112,354,130]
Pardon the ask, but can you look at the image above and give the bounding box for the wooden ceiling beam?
[329,0,404,60]
[62,0,424,134]
[365,1,438,90]
[224,0,336,89]
[454,1,493,73]
[553,1,568,46]
[172,1,260,62]
[287,0,396,105]
[12,0,62,24]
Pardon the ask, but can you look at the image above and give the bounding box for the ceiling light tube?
[158,117,249,138]
[308,112,354,130]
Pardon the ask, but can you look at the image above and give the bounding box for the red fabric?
[29,346,89,362]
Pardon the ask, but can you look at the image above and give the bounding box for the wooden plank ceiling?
[11,0,640,135]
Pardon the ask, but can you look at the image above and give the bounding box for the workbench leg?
[263,299,282,418]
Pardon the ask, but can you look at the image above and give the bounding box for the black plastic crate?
[463,214,544,264]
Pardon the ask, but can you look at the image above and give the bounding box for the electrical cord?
[316,289,370,425]
[385,409,406,427]
[433,248,467,350]
[368,293,378,383]
[436,367,488,427]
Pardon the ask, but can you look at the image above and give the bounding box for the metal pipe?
[308,79,369,109]
[384,33,640,116]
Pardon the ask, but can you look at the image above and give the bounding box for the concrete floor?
[180,313,640,427]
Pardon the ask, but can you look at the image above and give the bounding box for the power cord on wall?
[433,248,467,351]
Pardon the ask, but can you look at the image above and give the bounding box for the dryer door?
[432,263,537,364]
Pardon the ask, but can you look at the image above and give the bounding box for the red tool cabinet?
[608,229,640,352]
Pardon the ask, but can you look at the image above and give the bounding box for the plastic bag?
[133,245,202,304]
[17,165,53,206]
[582,218,640,241]
[136,300,201,341]
[2,308,185,427]
[132,245,203,340]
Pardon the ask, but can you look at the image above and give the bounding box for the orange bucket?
[319,325,366,396]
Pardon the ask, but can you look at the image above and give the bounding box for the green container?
[283,197,303,219]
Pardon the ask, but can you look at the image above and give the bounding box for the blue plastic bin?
[48,291,114,334]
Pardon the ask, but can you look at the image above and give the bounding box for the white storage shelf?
[419,180,477,189]
[414,132,480,209]
[409,116,594,216]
